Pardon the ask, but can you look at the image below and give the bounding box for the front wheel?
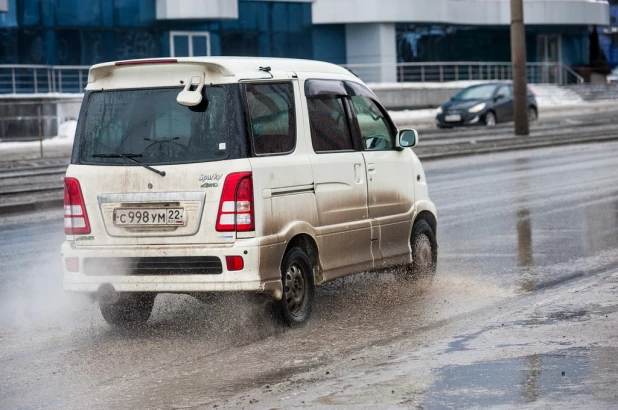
[100,293,156,327]
[528,107,538,122]
[485,111,497,127]
[399,219,438,284]
[275,247,314,326]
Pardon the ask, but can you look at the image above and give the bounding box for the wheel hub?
[414,234,434,274]
[285,263,306,314]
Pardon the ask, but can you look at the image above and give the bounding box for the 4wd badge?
[201,182,219,188]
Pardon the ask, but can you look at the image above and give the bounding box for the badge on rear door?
[199,173,223,188]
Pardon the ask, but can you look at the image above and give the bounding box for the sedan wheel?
[528,107,538,122]
[485,111,497,127]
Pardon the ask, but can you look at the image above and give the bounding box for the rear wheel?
[485,111,497,127]
[100,293,155,327]
[275,247,314,326]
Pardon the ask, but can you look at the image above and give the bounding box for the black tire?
[399,219,438,283]
[100,293,156,327]
[485,111,497,127]
[528,106,538,122]
[276,246,314,326]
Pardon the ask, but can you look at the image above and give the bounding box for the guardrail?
[0,65,89,94]
[341,62,585,85]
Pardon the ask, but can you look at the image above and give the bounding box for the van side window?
[246,82,296,155]
[307,96,354,152]
[350,96,395,151]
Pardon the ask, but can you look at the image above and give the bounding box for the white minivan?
[61,57,437,327]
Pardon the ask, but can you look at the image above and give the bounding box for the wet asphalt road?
[1,141,618,409]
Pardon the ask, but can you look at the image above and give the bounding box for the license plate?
[445,114,462,122]
[114,208,185,226]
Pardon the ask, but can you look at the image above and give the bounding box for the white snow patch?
[389,108,436,125]
[56,120,77,142]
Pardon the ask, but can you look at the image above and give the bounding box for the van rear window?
[76,85,246,166]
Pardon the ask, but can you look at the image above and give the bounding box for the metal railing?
[0,65,89,94]
[0,62,585,93]
[341,62,585,85]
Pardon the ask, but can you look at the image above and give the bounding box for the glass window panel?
[0,0,18,27]
[192,35,208,57]
[114,0,156,27]
[351,96,395,151]
[17,29,44,65]
[272,3,288,32]
[0,30,18,63]
[55,30,80,65]
[81,31,105,65]
[221,31,258,56]
[308,96,354,152]
[172,35,189,57]
[56,0,101,27]
[115,30,160,60]
[21,0,41,26]
[246,83,296,155]
[79,86,239,165]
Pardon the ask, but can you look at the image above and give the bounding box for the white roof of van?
[88,57,353,83]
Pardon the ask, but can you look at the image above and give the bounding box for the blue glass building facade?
[0,0,317,65]
[600,2,618,68]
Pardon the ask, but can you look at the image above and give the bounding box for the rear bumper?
[61,240,284,300]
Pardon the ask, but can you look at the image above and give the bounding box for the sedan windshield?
[453,85,496,100]
[77,85,245,166]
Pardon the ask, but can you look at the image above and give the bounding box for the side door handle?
[354,163,362,183]
[367,163,376,173]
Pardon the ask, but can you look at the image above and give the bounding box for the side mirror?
[177,74,204,107]
[398,129,418,148]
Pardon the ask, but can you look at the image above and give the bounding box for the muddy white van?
[61,57,437,327]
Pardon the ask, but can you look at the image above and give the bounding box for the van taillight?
[216,172,255,232]
[64,177,91,235]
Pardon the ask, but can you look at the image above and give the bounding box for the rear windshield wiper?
[92,153,166,177]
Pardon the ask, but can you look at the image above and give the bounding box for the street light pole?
[510,0,529,136]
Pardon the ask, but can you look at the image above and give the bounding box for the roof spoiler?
[87,59,235,84]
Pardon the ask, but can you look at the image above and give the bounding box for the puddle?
[423,347,618,408]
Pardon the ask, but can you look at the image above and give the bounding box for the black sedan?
[435,83,538,128]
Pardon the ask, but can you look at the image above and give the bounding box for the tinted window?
[453,84,497,100]
[498,85,512,98]
[351,96,395,150]
[78,85,242,165]
[307,96,354,152]
[246,82,296,155]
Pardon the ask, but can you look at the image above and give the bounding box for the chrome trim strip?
[271,184,315,197]
[97,192,205,204]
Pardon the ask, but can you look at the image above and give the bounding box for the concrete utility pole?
[510,0,529,136]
